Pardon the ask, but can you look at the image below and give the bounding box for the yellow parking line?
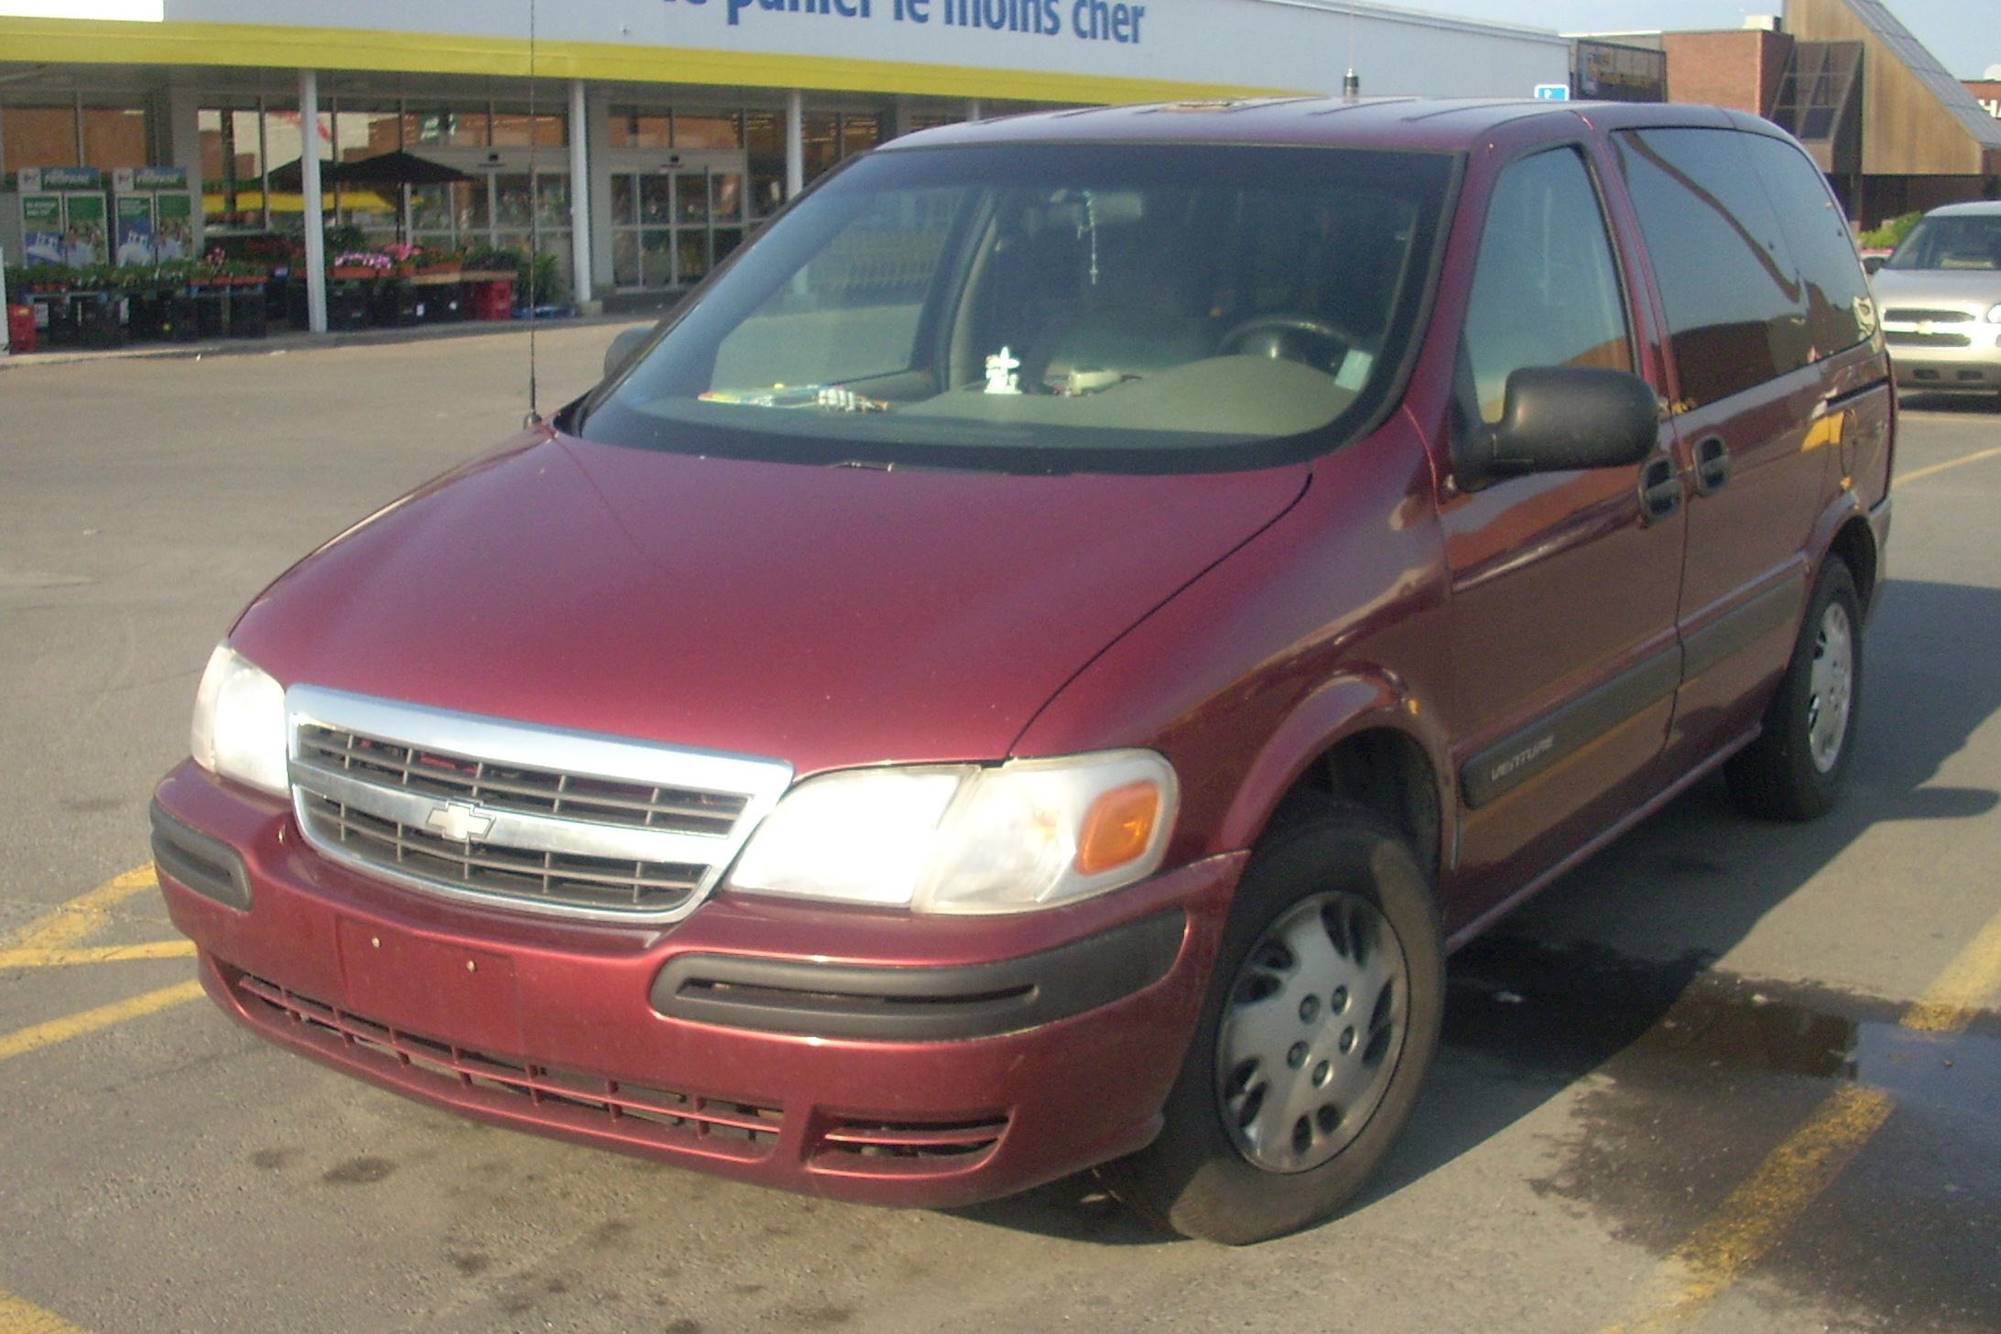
[0,980,204,1065]
[1901,908,2001,1034]
[1610,1085,1895,1333]
[1608,905,2001,1331]
[0,941,197,970]
[0,1288,86,1333]
[1,864,157,953]
[1895,444,2001,487]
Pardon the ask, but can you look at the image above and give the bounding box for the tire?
[1726,559,1862,821]
[1099,797,1443,1245]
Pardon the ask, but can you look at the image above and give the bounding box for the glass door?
[610,163,746,292]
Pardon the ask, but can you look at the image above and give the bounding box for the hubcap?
[1806,601,1854,774]
[1215,890,1409,1174]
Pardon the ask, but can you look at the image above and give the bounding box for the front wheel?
[1726,559,1863,821]
[1100,798,1443,1244]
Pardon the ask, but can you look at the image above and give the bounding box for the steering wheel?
[1218,313,1366,371]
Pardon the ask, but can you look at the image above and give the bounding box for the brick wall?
[1662,29,1795,115]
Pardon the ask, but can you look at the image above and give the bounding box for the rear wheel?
[1100,798,1443,1244]
[1726,559,1862,821]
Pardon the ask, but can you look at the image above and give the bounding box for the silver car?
[1870,200,2001,401]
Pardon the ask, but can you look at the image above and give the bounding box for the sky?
[1447,0,2001,79]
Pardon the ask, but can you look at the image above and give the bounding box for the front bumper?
[151,761,1240,1208]
[1887,331,2001,391]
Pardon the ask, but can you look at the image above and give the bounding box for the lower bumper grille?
[231,969,784,1158]
[819,1116,1010,1165]
[1886,330,1975,348]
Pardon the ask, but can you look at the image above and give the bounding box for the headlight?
[725,750,1177,914]
[190,644,289,796]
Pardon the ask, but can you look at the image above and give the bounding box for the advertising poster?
[115,194,156,265]
[64,192,107,266]
[155,191,193,260]
[21,193,64,265]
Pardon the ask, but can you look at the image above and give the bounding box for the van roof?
[887,97,1784,155]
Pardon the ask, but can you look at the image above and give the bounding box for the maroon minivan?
[152,99,1893,1243]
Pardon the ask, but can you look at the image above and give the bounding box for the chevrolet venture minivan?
[152,99,1894,1244]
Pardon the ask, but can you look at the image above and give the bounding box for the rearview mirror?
[1862,255,1886,275]
[1455,367,1659,491]
[603,325,653,380]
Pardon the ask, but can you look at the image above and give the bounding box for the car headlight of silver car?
[190,644,289,797]
[724,750,1178,914]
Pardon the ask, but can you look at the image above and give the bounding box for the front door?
[1438,144,1686,924]
[608,155,747,292]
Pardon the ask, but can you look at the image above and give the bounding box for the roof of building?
[1841,0,2001,149]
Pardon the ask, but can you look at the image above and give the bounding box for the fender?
[1804,481,1880,610]
[1216,667,1457,876]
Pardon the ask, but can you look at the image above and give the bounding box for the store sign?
[685,0,1153,45]
[143,0,1570,101]
[114,165,189,190]
[16,166,105,190]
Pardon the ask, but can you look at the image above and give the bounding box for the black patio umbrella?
[266,151,474,241]
[266,150,470,190]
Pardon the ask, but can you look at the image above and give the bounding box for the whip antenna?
[524,0,542,426]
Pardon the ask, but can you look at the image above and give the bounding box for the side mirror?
[1862,255,1886,275]
[1455,366,1659,491]
[603,325,653,380]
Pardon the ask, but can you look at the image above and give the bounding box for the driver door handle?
[1639,454,1682,525]
[1693,436,1732,496]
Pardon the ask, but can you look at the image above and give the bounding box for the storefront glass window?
[745,110,784,219]
[802,113,839,185]
[336,107,402,162]
[403,108,489,149]
[492,110,564,147]
[609,112,670,150]
[841,114,880,160]
[674,112,741,149]
[81,106,149,171]
[3,105,78,171]
[198,106,266,232]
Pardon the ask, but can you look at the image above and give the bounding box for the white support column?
[299,68,327,334]
[967,99,984,122]
[785,90,805,201]
[568,78,593,308]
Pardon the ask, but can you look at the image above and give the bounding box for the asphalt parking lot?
[3,331,1998,1333]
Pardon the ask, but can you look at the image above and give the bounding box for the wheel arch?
[1217,671,1453,883]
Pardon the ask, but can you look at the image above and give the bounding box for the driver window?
[1459,148,1633,425]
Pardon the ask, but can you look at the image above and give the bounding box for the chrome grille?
[1886,330,1975,348]
[286,685,791,924]
[298,791,706,914]
[297,725,748,836]
[1883,308,1975,325]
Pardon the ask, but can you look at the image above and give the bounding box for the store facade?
[1,0,1568,331]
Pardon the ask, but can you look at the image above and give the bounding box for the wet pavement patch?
[1444,934,2001,1330]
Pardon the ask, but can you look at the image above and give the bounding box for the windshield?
[1884,213,2001,272]
[577,142,1456,474]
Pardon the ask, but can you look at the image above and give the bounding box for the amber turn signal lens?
[1074,781,1162,876]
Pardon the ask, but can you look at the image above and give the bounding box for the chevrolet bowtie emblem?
[425,799,497,843]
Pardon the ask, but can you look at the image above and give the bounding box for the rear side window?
[1740,135,1874,357]
[1459,147,1634,425]
[1614,128,1812,409]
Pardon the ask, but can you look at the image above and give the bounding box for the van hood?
[231,429,1307,774]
